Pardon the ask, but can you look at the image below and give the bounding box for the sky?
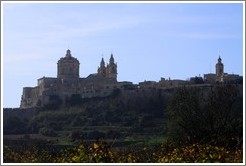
[2,2,244,108]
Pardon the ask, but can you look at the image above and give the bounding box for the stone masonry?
[20,50,120,108]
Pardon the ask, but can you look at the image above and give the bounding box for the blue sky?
[2,2,244,108]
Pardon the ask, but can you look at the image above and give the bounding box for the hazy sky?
[2,2,244,108]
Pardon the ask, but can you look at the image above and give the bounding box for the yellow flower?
[93,143,99,149]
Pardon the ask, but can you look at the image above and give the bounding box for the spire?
[100,57,105,67]
[109,53,114,64]
[218,56,222,63]
[66,49,72,57]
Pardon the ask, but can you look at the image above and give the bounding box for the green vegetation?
[3,84,243,163]
[3,141,243,163]
[4,89,167,138]
[167,84,242,147]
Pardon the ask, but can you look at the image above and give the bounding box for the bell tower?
[97,57,106,77]
[215,56,224,82]
[106,54,117,81]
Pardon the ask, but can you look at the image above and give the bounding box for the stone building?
[20,49,121,108]
[158,78,188,88]
[57,49,80,79]
[97,54,117,80]
[20,52,242,109]
[215,56,224,82]
[204,56,242,83]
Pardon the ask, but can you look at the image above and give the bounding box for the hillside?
[4,88,173,147]
[3,83,243,162]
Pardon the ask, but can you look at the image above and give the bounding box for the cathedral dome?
[58,49,79,63]
[57,49,80,79]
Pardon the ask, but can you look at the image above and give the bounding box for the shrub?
[39,127,57,137]
[166,85,243,146]
[86,131,106,140]
[3,141,243,163]
[69,130,83,140]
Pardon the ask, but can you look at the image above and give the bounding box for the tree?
[166,87,202,143]
[39,127,57,137]
[202,84,242,146]
[66,94,83,106]
[166,85,242,146]
[3,116,28,134]
[44,95,62,110]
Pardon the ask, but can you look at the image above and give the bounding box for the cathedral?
[20,50,242,109]
[20,49,120,108]
[97,54,117,80]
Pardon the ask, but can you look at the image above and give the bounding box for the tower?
[97,57,106,77]
[215,56,224,82]
[106,54,117,80]
[57,49,80,79]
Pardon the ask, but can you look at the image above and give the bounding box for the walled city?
[20,49,242,108]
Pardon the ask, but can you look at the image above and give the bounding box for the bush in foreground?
[3,141,242,163]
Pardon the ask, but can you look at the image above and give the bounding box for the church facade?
[20,50,121,108]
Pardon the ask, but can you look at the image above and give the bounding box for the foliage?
[4,89,167,137]
[3,141,243,163]
[44,95,62,110]
[157,143,243,163]
[3,84,243,163]
[54,141,114,163]
[3,145,54,163]
[3,116,28,134]
[166,84,243,146]
[166,87,201,142]
[39,127,57,137]
[66,94,83,107]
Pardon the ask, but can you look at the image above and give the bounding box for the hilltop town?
[4,49,243,163]
[20,49,243,109]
